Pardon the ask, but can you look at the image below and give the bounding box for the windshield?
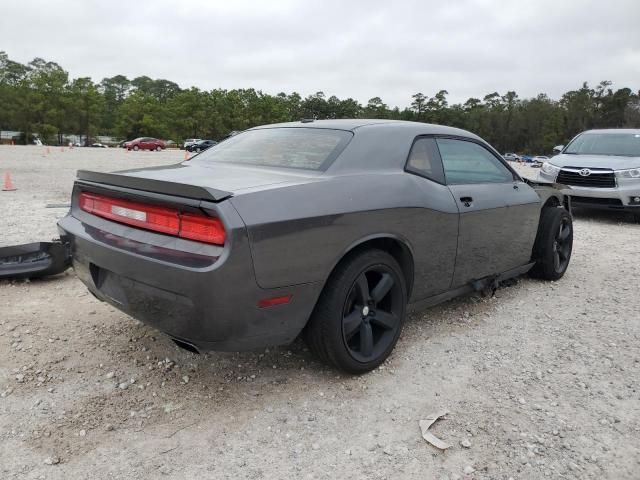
[194,127,352,170]
[565,133,640,157]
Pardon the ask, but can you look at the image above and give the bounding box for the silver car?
[539,129,640,220]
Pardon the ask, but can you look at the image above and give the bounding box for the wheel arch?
[323,234,415,301]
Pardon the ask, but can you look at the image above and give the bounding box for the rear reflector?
[258,295,292,308]
[79,192,225,245]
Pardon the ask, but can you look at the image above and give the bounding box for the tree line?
[1,51,639,153]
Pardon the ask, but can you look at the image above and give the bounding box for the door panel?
[449,181,539,286]
[434,137,540,287]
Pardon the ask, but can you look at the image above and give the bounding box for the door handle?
[460,196,473,207]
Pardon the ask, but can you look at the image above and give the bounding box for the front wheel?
[133,145,139,151]
[530,207,573,280]
[155,145,161,152]
[304,249,407,374]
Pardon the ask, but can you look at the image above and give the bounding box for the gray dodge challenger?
[54,119,573,373]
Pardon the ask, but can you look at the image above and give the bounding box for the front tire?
[304,249,407,374]
[530,207,573,280]
[133,145,139,151]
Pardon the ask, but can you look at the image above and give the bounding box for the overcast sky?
[1,0,639,108]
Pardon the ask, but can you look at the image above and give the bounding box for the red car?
[125,137,166,151]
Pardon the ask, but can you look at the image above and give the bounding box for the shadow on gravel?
[572,206,639,225]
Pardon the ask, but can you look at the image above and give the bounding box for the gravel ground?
[1,146,639,479]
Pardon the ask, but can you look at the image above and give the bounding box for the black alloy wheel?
[553,216,572,273]
[304,249,407,374]
[341,267,403,363]
[530,207,573,280]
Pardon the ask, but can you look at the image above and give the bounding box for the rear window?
[194,128,352,170]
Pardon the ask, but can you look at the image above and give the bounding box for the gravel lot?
[1,146,639,479]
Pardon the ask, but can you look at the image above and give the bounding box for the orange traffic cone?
[2,172,17,191]
[184,150,189,161]
[60,146,64,152]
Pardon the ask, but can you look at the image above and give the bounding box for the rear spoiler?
[76,170,233,202]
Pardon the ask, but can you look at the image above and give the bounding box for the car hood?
[550,154,640,170]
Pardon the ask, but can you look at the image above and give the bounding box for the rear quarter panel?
[230,172,459,302]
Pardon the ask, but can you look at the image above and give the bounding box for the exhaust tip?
[171,338,200,354]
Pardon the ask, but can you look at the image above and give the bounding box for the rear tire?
[304,249,407,374]
[155,146,161,151]
[530,207,573,280]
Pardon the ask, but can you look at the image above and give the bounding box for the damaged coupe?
[2,120,573,373]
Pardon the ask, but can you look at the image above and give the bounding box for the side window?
[406,137,445,184]
[436,138,514,185]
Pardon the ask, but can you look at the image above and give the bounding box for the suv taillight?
[79,192,225,245]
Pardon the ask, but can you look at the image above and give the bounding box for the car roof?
[250,119,477,137]
[247,119,487,174]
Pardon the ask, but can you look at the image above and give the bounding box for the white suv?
[538,129,640,220]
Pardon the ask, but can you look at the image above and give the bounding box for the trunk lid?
[77,162,322,202]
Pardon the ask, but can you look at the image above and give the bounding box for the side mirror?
[553,145,564,154]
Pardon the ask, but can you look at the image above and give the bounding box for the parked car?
[503,152,520,162]
[183,138,201,150]
[539,129,640,220]
[57,120,573,373]
[124,137,166,151]
[90,143,108,148]
[187,139,217,153]
[531,155,549,167]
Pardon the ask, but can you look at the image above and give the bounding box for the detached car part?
[0,240,71,280]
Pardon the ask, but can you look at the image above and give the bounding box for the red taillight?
[79,192,225,245]
[180,213,226,244]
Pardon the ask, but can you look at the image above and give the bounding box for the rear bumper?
[57,210,321,351]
